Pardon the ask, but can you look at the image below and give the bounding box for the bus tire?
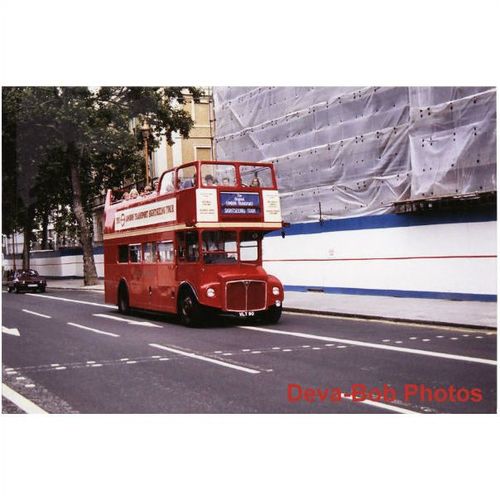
[178,289,203,327]
[118,283,130,315]
[262,304,282,324]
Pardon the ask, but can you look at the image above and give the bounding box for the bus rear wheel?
[179,289,203,327]
[118,284,130,315]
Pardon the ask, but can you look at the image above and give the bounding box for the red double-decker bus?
[103,160,285,326]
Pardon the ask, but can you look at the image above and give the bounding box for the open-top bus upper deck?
[104,161,283,238]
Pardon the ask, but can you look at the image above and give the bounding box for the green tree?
[2,86,200,284]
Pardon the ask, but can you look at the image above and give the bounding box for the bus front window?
[202,231,237,264]
[239,231,261,262]
[240,165,273,188]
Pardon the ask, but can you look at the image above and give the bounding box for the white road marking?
[55,366,67,370]
[126,361,137,364]
[92,364,103,367]
[2,384,47,414]
[451,338,458,340]
[409,337,417,340]
[422,339,430,342]
[436,335,444,338]
[86,361,96,364]
[22,309,52,319]
[242,349,251,352]
[151,355,161,359]
[27,293,115,308]
[251,351,262,354]
[149,343,260,374]
[2,326,20,336]
[7,371,18,375]
[312,347,321,350]
[271,347,280,350]
[462,334,469,337]
[382,339,390,342]
[16,377,25,381]
[341,393,420,414]
[50,364,59,367]
[222,353,233,356]
[302,345,311,348]
[67,322,120,338]
[120,358,129,361]
[93,313,162,328]
[395,341,403,344]
[282,349,292,352]
[337,346,346,349]
[159,357,169,361]
[325,344,334,347]
[25,384,35,388]
[240,326,497,366]
[476,336,483,339]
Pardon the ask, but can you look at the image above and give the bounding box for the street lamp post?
[141,119,151,187]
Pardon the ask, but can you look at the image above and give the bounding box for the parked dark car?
[6,269,47,293]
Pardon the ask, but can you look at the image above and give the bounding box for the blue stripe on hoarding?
[267,212,496,237]
[283,285,497,302]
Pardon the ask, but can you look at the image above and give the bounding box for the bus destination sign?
[220,192,260,215]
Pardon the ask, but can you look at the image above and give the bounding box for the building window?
[195,147,212,162]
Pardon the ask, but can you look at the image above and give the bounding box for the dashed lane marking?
[149,343,261,374]
[26,293,115,308]
[67,322,120,338]
[93,313,163,328]
[239,326,497,366]
[341,392,421,414]
[22,309,52,319]
[2,383,47,414]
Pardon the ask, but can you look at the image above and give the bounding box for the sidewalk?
[46,278,497,329]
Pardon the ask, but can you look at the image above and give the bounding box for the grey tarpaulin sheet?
[213,87,496,222]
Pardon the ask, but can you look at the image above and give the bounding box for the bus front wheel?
[179,289,203,327]
[261,304,282,324]
[118,284,130,315]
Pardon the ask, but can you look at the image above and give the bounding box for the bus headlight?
[272,286,280,296]
[207,288,216,298]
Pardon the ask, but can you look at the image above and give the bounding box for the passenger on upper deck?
[250,177,261,187]
[153,179,159,192]
[204,174,217,187]
[122,191,130,201]
[130,188,139,199]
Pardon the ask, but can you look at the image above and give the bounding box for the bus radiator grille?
[226,281,266,312]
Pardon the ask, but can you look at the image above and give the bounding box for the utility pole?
[141,119,151,187]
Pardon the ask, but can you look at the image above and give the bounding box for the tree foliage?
[2,86,201,282]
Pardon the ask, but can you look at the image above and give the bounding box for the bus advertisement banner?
[114,198,177,231]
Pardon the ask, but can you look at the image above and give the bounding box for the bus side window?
[157,241,173,262]
[129,244,142,263]
[143,242,155,263]
[118,245,128,263]
[186,231,199,262]
[160,171,175,194]
[176,233,186,261]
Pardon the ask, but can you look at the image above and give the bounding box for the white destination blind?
[115,198,177,230]
[196,188,219,222]
[262,190,282,222]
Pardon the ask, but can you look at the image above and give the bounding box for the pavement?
[44,278,497,329]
